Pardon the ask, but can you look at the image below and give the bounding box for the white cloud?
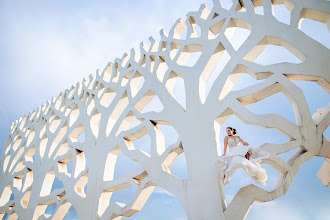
[247,200,310,220]
[153,187,175,197]
[313,207,330,220]
[0,0,213,116]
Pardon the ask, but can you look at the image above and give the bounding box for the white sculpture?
[0,0,329,219]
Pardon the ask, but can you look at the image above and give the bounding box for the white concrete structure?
[0,0,329,219]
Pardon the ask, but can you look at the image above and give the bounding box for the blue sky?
[0,0,329,219]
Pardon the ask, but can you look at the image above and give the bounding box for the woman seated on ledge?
[216,127,270,185]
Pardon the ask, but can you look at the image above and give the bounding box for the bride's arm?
[223,136,228,156]
[238,136,249,146]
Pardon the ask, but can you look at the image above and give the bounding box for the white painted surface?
[0,0,329,219]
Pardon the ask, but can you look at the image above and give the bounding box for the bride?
[216,127,270,185]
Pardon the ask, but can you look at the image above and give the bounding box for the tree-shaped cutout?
[0,1,329,219]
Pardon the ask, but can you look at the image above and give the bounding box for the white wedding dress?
[216,137,270,185]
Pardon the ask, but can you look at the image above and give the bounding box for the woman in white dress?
[216,127,270,185]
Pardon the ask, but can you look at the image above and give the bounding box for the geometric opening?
[191,23,201,38]
[48,122,68,158]
[174,19,187,40]
[223,168,254,205]
[277,147,299,162]
[69,123,85,143]
[98,191,112,217]
[253,45,303,66]
[90,109,101,138]
[158,124,180,150]
[155,57,168,83]
[26,129,35,147]
[74,149,87,178]
[169,152,188,180]
[134,90,158,113]
[209,18,226,40]
[24,145,36,163]
[100,88,116,108]
[45,202,57,217]
[114,153,142,179]
[134,186,187,219]
[176,44,203,67]
[115,111,142,137]
[161,140,187,180]
[110,186,135,205]
[67,161,73,176]
[231,73,265,91]
[218,66,268,101]
[245,92,296,124]
[0,186,13,211]
[11,137,22,152]
[1,213,8,220]
[63,203,77,220]
[130,71,145,98]
[132,133,151,156]
[50,176,64,193]
[40,169,56,197]
[77,131,85,143]
[68,105,79,127]
[324,125,330,137]
[49,116,61,133]
[10,193,14,201]
[291,81,330,116]
[172,77,186,110]
[244,36,306,65]
[121,70,134,87]
[225,27,251,51]
[74,174,88,198]
[13,172,24,191]
[129,119,142,129]
[170,42,181,60]
[57,153,73,177]
[183,51,202,67]
[166,71,186,109]
[219,0,232,10]
[106,92,129,137]
[299,16,330,50]
[254,6,264,15]
[123,124,152,155]
[205,50,231,99]
[103,146,121,182]
[54,141,70,160]
[21,190,31,209]
[140,95,164,113]
[272,3,291,25]
[259,163,281,191]
[22,169,33,192]
[199,42,228,103]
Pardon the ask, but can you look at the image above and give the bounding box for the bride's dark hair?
[226,127,237,135]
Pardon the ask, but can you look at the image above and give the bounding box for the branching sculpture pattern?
[0,0,329,219]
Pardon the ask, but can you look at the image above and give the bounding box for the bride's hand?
[243,142,249,146]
